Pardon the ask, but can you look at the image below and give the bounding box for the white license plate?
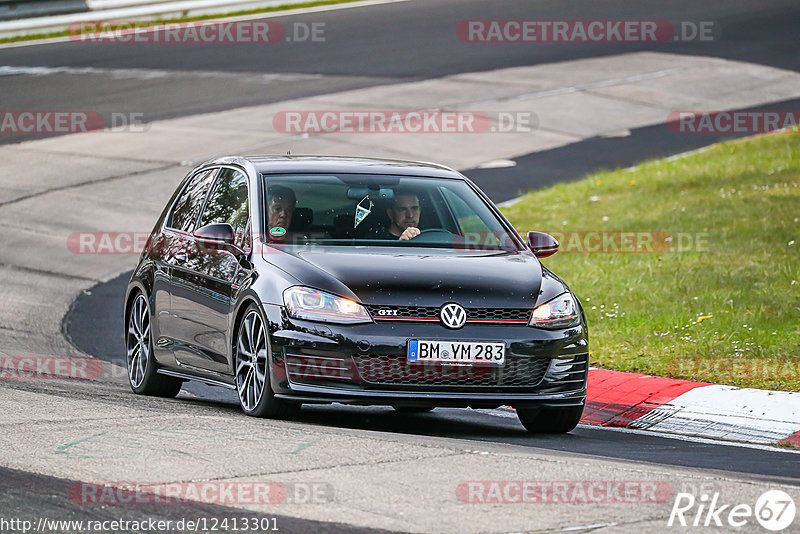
[408,340,505,366]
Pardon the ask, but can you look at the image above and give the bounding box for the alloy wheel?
[236,309,268,411]
[126,294,150,388]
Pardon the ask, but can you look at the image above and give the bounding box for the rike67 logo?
[668,490,796,531]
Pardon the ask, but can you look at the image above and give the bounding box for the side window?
[169,169,216,232]
[199,168,250,248]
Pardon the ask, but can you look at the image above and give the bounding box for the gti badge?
[440,303,467,329]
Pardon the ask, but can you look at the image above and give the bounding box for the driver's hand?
[399,227,420,240]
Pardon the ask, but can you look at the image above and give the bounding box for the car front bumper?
[263,303,588,408]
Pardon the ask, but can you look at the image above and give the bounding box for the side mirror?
[193,223,242,254]
[526,231,559,258]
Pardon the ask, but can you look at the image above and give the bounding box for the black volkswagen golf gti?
[125,156,588,433]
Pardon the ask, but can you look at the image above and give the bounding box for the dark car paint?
[125,156,588,408]
[261,247,545,308]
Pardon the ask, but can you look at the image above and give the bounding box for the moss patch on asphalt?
[503,130,800,391]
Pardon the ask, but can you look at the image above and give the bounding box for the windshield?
[261,173,522,251]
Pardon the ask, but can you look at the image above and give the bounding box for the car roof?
[207,155,465,179]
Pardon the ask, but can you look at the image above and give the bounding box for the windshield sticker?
[269,227,286,237]
[354,195,373,228]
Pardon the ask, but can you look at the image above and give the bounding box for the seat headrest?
[290,207,313,231]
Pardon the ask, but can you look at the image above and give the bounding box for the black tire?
[392,406,435,413]
[516,404,584,434]
[126,292,183,398]
[234,303,300,419]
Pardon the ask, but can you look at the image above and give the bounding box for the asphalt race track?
[1,0,799,145]
[65,270,800,483]
[2,1,800,532]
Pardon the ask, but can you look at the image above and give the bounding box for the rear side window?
[168,169,216,232]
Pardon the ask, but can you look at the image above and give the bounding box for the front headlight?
[530,292,581,329]
[283,286,372,324]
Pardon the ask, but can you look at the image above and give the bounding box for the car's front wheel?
[126,292,183,398]
[234,303,299,419]
[515,404,584,434]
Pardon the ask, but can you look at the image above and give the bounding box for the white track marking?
[481,405,800,453]
[0,65,321,82]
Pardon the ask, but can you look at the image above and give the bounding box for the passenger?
[267,185,295,239]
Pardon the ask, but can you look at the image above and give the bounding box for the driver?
[368,190,421,240]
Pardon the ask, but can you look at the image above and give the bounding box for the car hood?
[262,246,544,308]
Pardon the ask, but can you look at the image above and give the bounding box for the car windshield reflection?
[262,173,522,251]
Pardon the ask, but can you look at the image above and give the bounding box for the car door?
[162,168,218,369]
[170,167,253,374]
[153,167,217,360]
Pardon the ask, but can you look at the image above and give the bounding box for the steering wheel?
[409,228,454,243]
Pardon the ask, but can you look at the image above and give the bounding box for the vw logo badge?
[440,303,467,329]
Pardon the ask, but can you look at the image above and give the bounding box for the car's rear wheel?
[235,303,299,419]
[126,292,183,397]
[515,405,584,434]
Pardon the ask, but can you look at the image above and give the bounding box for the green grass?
[502,130,800,391]
[0,0,359,44]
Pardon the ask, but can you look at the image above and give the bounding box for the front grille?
[369,305,438,320]
[366,305,530,325]
[466,308,531,322]
[354,354,549,388]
